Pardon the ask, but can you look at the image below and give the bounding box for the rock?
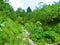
[29,39,34,45]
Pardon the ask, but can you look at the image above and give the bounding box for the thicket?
[0,0,60,45]
[24,3,60,44]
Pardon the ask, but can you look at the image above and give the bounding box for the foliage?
[24,3,60,45]
[0,0,18,21]
[24,3,60,25]
[0,16,24,45]
[24,22,60,44]
[0,0,60,45]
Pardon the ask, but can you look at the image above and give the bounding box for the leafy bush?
[0,17,24,45]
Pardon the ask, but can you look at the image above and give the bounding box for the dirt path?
[22,27,34,45]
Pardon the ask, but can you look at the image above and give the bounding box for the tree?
[27,6,32,13]
[0,0,18,21]
[16,8,26,17]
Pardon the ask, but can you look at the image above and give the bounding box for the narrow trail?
[22,27,34,45]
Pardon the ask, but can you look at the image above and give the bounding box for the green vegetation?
[0,0,60,45]
[24,2,60,45]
